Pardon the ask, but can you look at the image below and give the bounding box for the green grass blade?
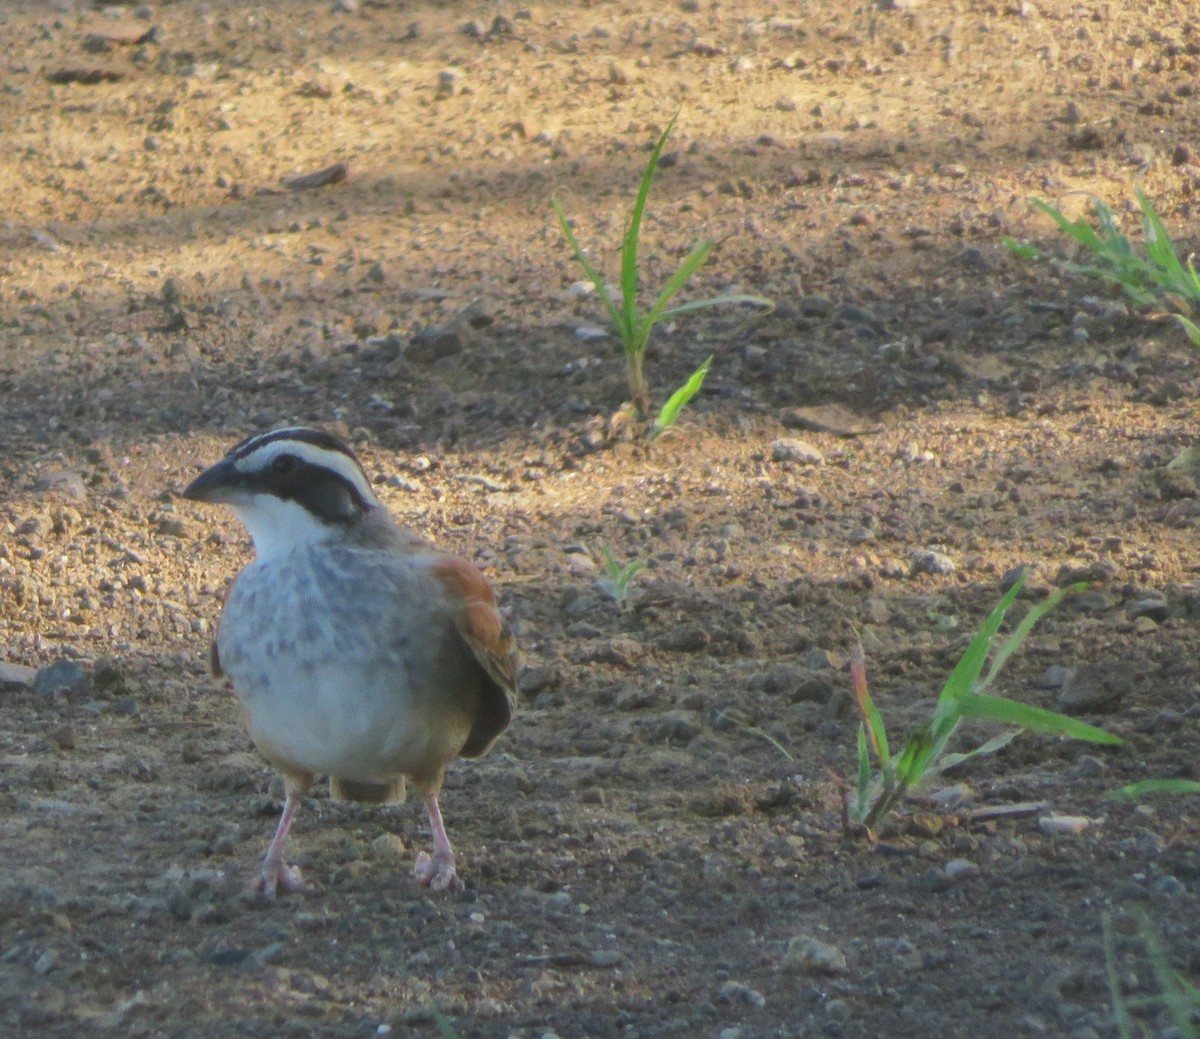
[954,692,1123,744]
[1103,917,1137,1039]
[659,292,775,319]
[1093,197,1134,257]
[643,240,713,327]
[1137,187,1191,286]
[622,111,681,332]
[936,729,1020,772]
[978,580,1087,693]
[552,196,627,336]
[1113,779,1200,798]
[1003,237,1041,260]
[431,1008,462,1039]
[1144,923,1200,1037]
[894,729,934,789]
[856,725,872,806]
[934,574,1026,719]
[652,355,711,435]
[849,644,890,767]
[1032,198,1107,252]
[1175,313,1200,347]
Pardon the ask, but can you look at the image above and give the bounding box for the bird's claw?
[414,851,461,893]
[258,857,308,899]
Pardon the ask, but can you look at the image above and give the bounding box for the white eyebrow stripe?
[235,438,379,505]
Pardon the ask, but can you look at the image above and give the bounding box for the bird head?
[183,427,380,558]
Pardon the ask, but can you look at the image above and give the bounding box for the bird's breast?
[215,546,479,781]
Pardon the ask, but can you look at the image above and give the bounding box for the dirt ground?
[5,0,1200,1036]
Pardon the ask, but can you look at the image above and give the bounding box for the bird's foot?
[258,857,308,899]
[414,850,461,893]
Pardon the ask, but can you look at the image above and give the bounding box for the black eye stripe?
[223,429,374,524]
[262,456,371,522]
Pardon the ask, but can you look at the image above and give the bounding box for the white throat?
[232,494,336,560]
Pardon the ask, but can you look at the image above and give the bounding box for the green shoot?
[653,354,711,437]
[1005,189,1200,346]
[596,545,648,603]
[844,574,1122,833]
[1113,778,1200,799]
[552,111,772,428]
[1105,913,1200,1039]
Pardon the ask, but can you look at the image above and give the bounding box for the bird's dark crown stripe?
[231,427,360,464]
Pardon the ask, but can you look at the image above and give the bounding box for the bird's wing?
[429,553,519,757]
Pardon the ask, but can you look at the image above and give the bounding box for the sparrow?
[182,427,518,896]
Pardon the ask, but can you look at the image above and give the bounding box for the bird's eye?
[271,455,297,474]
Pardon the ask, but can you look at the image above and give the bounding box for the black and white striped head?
[183,428,380,558]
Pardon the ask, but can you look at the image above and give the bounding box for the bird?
[181,427,518,896]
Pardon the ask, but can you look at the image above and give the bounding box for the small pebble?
[785,934,849,974]
[1128,598,1169,622]
[943,858,980,882]
[1038,815,1092,835]
[910,548,956,576]
[0,662,37,690]
[716,981,766,1007]
[1058,663,1125,712]
[33,659,90,695]
[771,437,824,465]
[1151,874,1186,897]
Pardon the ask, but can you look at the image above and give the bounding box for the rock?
[436,68,462,97]
[0,662,37,690]
[1137,709,1183,733]
[656,625,709,653]
[1038,815,1092,835]
[407,325,461,362]
[779,404,880,436]
[798,294,834,317]
[715,981,766,1007]
[785,934,849,974]
[608,61,640,85]
[1035,665,1072,689]
[371,834,407,861]
[929,783,974,809]
[155,515,191,538]
[943,858,980,882]
[771,437,824,464]
[33,470,87,501]
[1151,874,1186,897]
[1128,597,1168,622]
[33,659,91,695]
[910,548,956,576]
[1058,663,1126,713]
[1066,754,1107,779]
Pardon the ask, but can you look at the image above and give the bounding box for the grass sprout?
[1005,189,1200,346]
[552,110,772,433]
[842,573,1123,834]
[596,545,648,603]
[1113,778,1200,798]
[1105,914,1200,1039]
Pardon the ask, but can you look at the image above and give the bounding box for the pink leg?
[413,792,461,892]
[258,790,309,898]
